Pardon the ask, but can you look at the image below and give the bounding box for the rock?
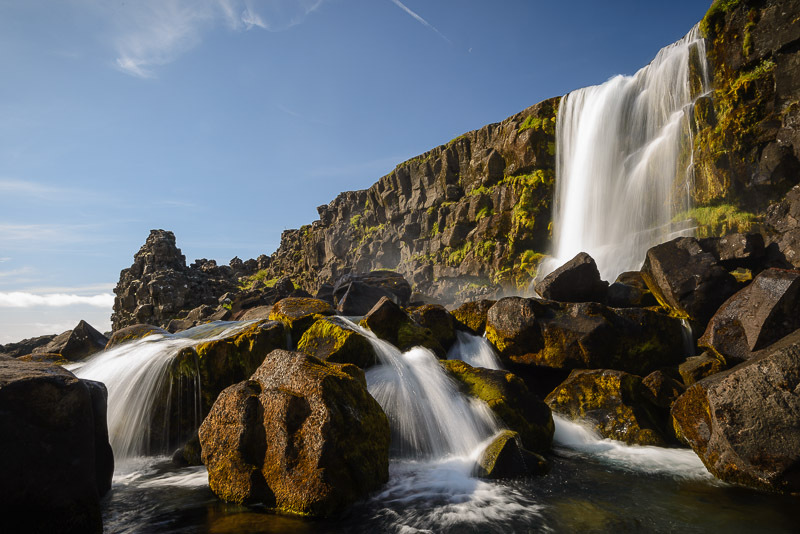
[181,320,287,415]
[236,305,273,322]
[199,350,390,517]
[641,237,739,333]
[297,316,376,368]
[698,268,800,364]
[698,233,766,271]
[0,359,112,533]
[31,320,108,361]
[105,324,169,349]
[409,304,457,351]
[333,271,412,315]
[17,352,69,365]
[0,334,56,358]
[442,359,554,453]
[546,369,668,446]
[450,299,496,334]
[641,370,685,409]
[678,353,726,386]
[268,297,334,342]
[172,432,202,467]
[534,252,609,303]
[606,272,658,308]
[485,297,686,376]
[671,330,800,492]
[473,430,548,479]
[315,283,335,305]
[765,185,800,268]
[360,297,444,356]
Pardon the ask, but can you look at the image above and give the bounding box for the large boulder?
[534,252,609,303]
[641,237,738,332]
[268,297,334,343]
[606,271,658,308]
[546,369,668,446]
[409,304,457,351]
[105,324,169,349]
[297,316,376,368]
[31,320,108,361]
[698,233,766,271]
[472,430,548,479]
[765,184,800,269]
[0,359,113,533]
[450,299,496,335]
[698,268,800,364]
[442,359,554,453]
[485,297,686,376]
[333,270,412,315]
[199,350,390,517]
[671,330,800,492]
[360,297,444,356]
[678,352,726,386]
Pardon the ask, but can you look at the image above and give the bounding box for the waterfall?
[540,25,710,282]
[68,321,255,459]
[446,330,503,370]
[341,318,498,458]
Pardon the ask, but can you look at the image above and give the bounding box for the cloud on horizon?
[96,0,326,78]
[0,291,114,308]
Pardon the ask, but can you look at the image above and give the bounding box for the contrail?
[389,0,452,44]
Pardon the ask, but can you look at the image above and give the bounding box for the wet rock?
[442,359,554,453]
[105,324,169,349]
[297,316,376,368]
[268,297,334,342]
[641,370,685,409]
[671,330,800,492]
[698,233,766,271]
[534,252,609,303]
[546,369,668,446]
[473,430,548,479]
[606,272,658,308]
[485,297,685,376]
[698,268,800,364]
[199,350,390,517]
[641,237,738,332]
[0,359,112,533]
[172,432,202,467]
[678,353,726,386]
[409,304,457,351]
[765,185,800,269]
[333,271,412,316]
[450,299,496,335]
[0,334,56,358]
[31,320,108,361]
[236,305,273,322]
[360,297,444,356]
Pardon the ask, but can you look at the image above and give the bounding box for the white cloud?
[389,0,451,44]
[97,0,326,78]
[0,292,114,308]
[0,223,93,243]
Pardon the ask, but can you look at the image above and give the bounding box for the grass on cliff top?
[700,0,742,36]
[676,204,758,238]
[239,269,278,290]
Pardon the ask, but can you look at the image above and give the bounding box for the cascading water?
[540,25,710,282]
[446,330,503,370]
[68,321,256,459]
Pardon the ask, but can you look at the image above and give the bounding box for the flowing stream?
[539,25,710,282]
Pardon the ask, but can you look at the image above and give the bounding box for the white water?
[446,330,503,370]
[541,25,710,282]
[69,321,256,459]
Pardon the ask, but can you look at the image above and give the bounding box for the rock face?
[199,350,390,517]
[534,252,608,303]
[0,359,113,533]
[641,237,738,331]
[31,320,108,361]
[485,297,686,376]
[263,98,561,304]
[546,369,668,446]
[672,330,800,492]
[765,184,800,268]
[699,268,800,364]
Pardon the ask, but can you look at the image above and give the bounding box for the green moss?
[350,214,361,227]
[239,269,279,290]
[675,203,759,237]
[447,241,474,266]
[447,134,468,147]
[700,0,741,37]
[429,221,440,237]
[518,114,556,135]
[468,184,493,197]
[475,206,493,220]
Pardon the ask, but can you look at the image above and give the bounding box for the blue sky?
[0,0,710,342]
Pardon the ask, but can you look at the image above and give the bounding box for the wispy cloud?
[0,224,95,243]
[389,0,451,44]
[0,292,114,308]
[99,0,326,78]
[0,179,63,197]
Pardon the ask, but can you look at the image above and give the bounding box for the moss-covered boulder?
[671,330,800,492]
[268,297,334,343]
[473,430,548,479]
[641,370,685,410]
[451,299,496,335]
[105,324,169,349]
[442,359,553,453]
[360,297,444,356]
[199,349,390,517]
[184,320,286,414]
[678,352,726,386]
[409,304,457,350]
[297,316,376,368]
[545,369,668,446]
[485,297,685,376]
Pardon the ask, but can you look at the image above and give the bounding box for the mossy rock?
[442,359,553,453]
[17,352,69,365]
[545,369,668,446]
[409,304,457,350]
[297,316,376,368]
[473,430,549,479]
[360,297,444,356]
[268,297,334,343]
[678,352,726,386]
[106,324,169,349]
[451,299,496,335]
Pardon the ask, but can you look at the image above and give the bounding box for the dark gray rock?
[534,252,608,303]
[31,320,108,361]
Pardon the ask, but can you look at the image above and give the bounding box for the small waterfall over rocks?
[541,25,710,282]
[446,330,503,371]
